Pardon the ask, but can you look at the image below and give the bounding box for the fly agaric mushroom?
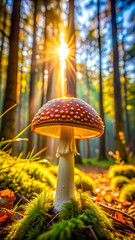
[32,97,104,211]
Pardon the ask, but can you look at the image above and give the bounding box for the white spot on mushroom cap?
[60,110,64,113]
[70,112,74,115]
[55,114,60,118]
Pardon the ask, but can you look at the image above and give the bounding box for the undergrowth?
[111,176,130,190]
[6,190,114,240]
[120,183,135,201]
[108,165,135,179]
[6,192,53,240]
[0,151,95,200]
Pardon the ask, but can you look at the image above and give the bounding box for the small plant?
[108,150,124,165]
[120,183,135,201]
[111,176,130,190]
[75,174,95,192]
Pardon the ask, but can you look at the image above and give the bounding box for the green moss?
[37,218,85,240]
[108,165,135,179]
[111,176,130,190]
[23,162,57,188]
[48,166,58,176]
[0,166,48,199]
[60,198,81,220]
[6,192,53,240]
[75,174,95,192]
[77,192,113,240]
[120,183,135,201]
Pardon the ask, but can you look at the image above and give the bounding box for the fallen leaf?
[0,210,8,227]
[115,212,125,223]
[0,189,16,209]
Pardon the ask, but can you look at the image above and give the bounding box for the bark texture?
[27,0,37,152]
[1,0,21,144]
[98,0,107,160]
[111,0,127,161]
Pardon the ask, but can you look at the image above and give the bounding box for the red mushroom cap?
[32,97,104,139]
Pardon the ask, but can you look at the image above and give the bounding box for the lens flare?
[58,37,69,70]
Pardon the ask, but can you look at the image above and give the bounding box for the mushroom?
[32,97,104,211]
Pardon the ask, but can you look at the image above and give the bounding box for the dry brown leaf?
[0,189,16,209]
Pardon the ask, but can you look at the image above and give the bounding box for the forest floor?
[0,152,135,239]
[81,164,133,213]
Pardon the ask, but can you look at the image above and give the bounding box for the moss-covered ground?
[0,151,135,240]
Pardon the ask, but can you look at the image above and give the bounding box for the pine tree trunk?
[123,51,133,155]
[85,49,91,158]
[1,0,21,145]
[38,2,48,157]
[111,0,127,162]
[27,0,37,153]
[66,0,76,97]
[0,0,7,108]
[66,0,82,163]
[98,0,107,160]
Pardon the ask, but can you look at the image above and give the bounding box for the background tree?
[111,0,127,161]
[27,0,38,153]
[97,0,107,160]
[1,0,21,146]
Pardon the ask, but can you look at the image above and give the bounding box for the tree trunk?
[85,48,91,158]
[0,0,7,108]
[38,2,48,157]
[97,0,107,160]
[111,0,127,162]
[66,0,76,97]
[66,0,82,163]
[1,0,21,145]
[27,0,37,153]
[123,49,133,155]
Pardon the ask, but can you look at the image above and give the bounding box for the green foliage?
[0,165,48,199]
[108,165,135,179]
[111,176,130,190]
[37,218,85,240]
[82,157,115,167]
[120,183,135,201]
[60,198,81,220]
[6,192,53,240]
[23,162,57,188]
[75,174,95,192]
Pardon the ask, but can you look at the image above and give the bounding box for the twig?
[105,212,135,233]
[0,207,23,219]
[15,193,29,203]
[85,225,98,240]
[96,201,135,227]
[45,212,60,230]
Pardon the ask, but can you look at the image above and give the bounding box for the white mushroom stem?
[53,126,77,212]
